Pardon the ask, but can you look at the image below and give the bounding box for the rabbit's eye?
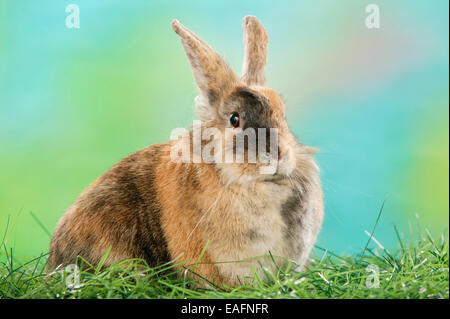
[230,112,240,128]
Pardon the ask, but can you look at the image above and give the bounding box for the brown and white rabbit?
[49,16,324,286]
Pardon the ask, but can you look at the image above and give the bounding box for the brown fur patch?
[48,144,171,269]
[156,147,233,286]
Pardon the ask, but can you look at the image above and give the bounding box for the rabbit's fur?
[49,16,324,286]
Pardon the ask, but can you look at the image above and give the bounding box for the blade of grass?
[29,211,52,238]
[96,245,112,273]
[394,224,405,253]
[1,215,11,249]
[360,196,388,261]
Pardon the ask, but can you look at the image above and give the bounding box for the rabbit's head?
[172,16,304,184]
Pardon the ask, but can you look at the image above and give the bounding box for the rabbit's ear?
[172,19,238,107]
[241,16,268,86]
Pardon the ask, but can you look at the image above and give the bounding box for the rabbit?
[48,16,324,286]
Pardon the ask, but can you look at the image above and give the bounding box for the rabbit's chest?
[205,182,311,280]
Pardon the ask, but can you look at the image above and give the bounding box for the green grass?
[0,225,448,299]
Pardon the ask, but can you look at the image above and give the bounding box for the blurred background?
[0,0,448,259]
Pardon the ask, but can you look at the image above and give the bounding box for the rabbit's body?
[50,140,322,284]
[49,16,324,286]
